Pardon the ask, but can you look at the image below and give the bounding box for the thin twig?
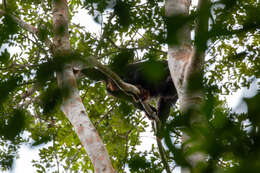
[94,12,115,56]
[95,107,114,128]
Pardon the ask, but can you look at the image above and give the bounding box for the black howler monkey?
[78,60,178,123]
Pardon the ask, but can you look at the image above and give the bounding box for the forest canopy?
[0,0,259,172]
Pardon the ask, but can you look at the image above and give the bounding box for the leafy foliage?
[0,0,259,172]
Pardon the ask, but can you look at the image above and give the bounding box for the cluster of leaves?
[161,1,260,172]
[163,86,260,173]
[0,0,259,172]
[206,0,260,93]
[78,77,149,170]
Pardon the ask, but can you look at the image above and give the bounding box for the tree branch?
[0,9,52,50]
[156,136,171,173]
[94,12,115,56]
[86,56,159,121]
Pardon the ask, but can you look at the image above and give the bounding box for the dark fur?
[79,60,178,123]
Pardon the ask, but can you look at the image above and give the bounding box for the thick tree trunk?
[52,0,116,172]
[165,0,207,172]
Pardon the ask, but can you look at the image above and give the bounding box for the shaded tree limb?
[156,136,171,173]
[84,56,171,171]
[85,56,159,122]
[151,121,171,173]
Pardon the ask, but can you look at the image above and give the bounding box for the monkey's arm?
[106,80,157,119]
[78,58,161,121]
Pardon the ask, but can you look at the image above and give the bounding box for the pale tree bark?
[1,1,156,171]
[1,6,116,172]
[165,0,209,172]
[51,0,116,173]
